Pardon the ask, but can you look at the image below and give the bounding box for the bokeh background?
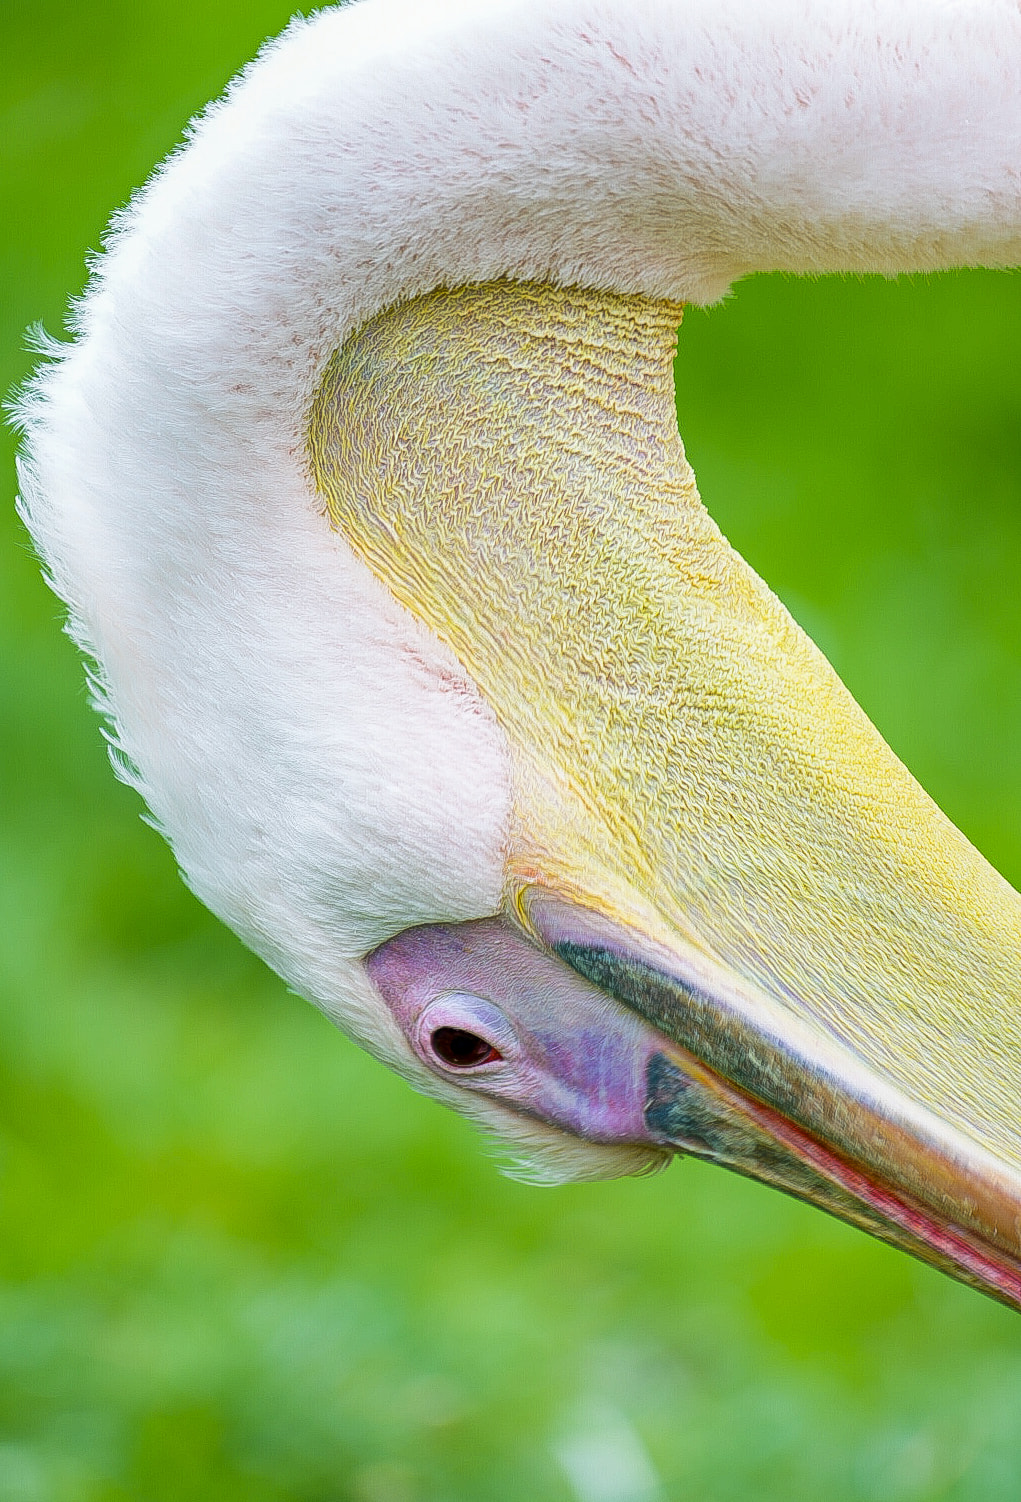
[4,3,1021,1499]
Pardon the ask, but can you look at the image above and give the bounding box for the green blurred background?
[4,3,1021,1498]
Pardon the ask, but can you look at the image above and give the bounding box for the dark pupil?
[430,1027,501,1068]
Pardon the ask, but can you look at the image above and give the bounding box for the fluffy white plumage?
[15,0,1021,1175]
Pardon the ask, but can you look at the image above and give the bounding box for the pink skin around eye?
[365,916,667,1145]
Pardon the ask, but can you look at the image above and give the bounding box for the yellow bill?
[310,279,1021,1308]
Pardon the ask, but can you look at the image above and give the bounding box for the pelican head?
[15,0,1021,1305]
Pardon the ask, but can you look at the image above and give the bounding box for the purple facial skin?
[366,917,670,1144]
[367,915,1021,1315]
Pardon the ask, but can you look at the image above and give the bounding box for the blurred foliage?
[3,2,1021,1499]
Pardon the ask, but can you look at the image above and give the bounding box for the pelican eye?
[429,1027,502,1069]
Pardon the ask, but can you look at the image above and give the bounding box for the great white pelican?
[14,0,1021,1309]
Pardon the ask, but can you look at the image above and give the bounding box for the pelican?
[15,0,1021,1308]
